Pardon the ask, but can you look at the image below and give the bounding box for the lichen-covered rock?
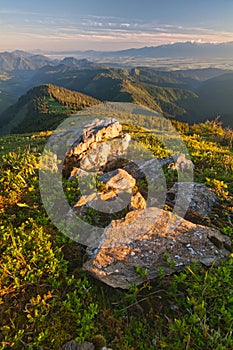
[61,340,94,350]
[167,182,217,218]
[83,207,232,289]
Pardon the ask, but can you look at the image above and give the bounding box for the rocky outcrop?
[57,118,231,289]
[80,142,111,171]
[77,133,131,172]
[83,208,232,289]
[59,118,124,176]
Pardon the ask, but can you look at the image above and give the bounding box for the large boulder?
[80,142,111,171]
[78,133,131,172]
[83,207,232,289]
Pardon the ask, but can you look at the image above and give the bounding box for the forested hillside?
[0,84,100,134]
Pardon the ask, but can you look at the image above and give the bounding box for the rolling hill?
[0,84,100,134]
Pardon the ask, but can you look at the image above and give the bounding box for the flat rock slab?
[83,207,232,289]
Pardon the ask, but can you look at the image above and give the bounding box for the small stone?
[99,169,136,192]
[171,153,194,172]
[69,168,90,181]
[200,257,216,266]
[130,192,146,211]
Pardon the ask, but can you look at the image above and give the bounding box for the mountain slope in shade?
[185,72,233,124]
[0,84,100,134]
[30,65,200,118]
[0,90,17,114]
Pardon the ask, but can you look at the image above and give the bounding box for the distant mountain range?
[105,41,233,59]
[0,45,233,132]
[37,41,233,60]
[1,41,233,73]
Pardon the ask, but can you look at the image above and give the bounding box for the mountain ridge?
[0,84,100,134]
[0,50,233,130]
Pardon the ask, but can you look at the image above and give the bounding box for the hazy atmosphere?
[1,0,233,51]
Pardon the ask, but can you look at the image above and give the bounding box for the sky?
[0,0,233,52]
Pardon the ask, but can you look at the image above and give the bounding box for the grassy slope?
[0,120,232,349]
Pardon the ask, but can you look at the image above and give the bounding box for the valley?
[0,48,233,134]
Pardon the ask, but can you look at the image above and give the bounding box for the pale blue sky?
[0,0,233,51]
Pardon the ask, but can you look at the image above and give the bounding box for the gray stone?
[167,182,217,218]
[83,207,232,289]
[74,191,130,214]
[80,142,111,171]
[123,154,193,181]
[171,153,194,172]
[61,340,94,350]
[69,168,90,181]
[108,133,131,157]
